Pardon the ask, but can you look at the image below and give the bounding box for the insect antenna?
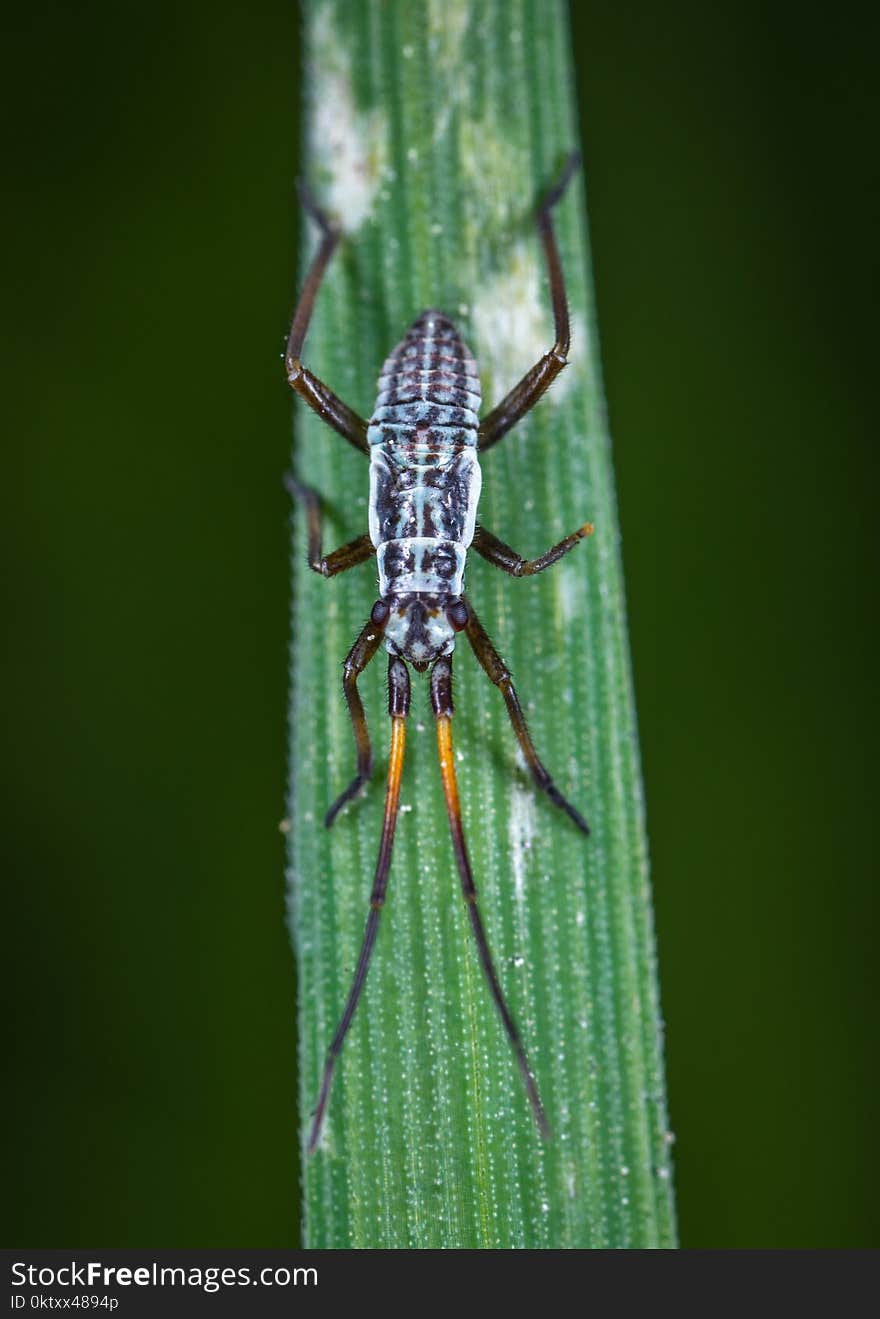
[307,655,410,1154]
[430,656,550,1140]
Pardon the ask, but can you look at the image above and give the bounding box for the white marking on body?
[460,454,481,547]
[376,541,466,597]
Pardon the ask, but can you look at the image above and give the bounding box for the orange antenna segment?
[432,664,549,1142]
[307,658,410,1155]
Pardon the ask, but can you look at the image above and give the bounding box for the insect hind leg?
[285,182,370,456]
[478,151,579,454]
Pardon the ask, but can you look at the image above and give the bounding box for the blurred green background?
[3,0,876,1247]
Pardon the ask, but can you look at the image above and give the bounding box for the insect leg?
[325,607,388,828]
[473,521,593,577]
[462,597,590,835]
[431,656,549,1139]
[478,152,579,454]
[285,475,375,577]
[286,183,370,457]
[308,655,410,1154]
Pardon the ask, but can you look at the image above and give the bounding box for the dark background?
[3,0,877,1247]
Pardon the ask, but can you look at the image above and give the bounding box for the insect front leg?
[285,475,375,577]
[324,602,389,828]
[478,152,579,454]
[462,597,590,835]
[472,521,593,577]
[286,183,370,457]
[430,655,549,1139]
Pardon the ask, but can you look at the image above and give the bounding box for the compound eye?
[446,599,469,631]
[371,599,390,626]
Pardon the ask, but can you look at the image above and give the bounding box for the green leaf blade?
[288,0,676,1248]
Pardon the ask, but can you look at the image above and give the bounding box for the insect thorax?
[367,310,482,665]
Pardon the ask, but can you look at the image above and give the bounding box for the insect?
[287,152,592,1153]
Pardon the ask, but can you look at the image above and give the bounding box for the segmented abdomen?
[368,311,482,599]
[368,309,481,439]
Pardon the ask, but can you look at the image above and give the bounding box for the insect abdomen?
[368,311,482,600]
[369,309,481,438]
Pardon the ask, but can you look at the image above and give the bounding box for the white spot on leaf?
[508,778,536,905]
[309,10,388,230]
[472,239,585,408]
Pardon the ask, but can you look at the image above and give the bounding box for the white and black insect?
[287,153,592,1153]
